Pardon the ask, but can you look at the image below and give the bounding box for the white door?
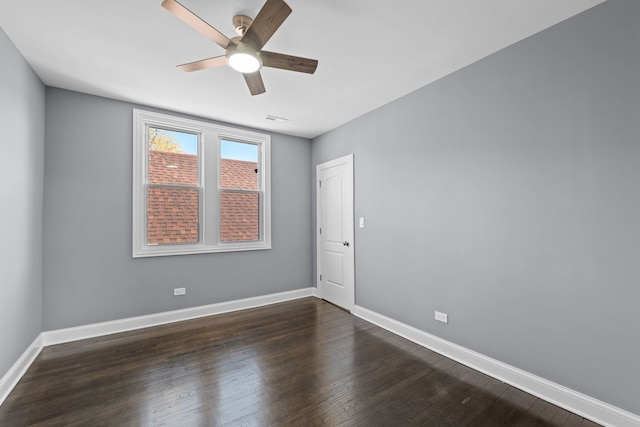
[316,154,354,311]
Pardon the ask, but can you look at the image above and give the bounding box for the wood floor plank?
[0,298,602,426]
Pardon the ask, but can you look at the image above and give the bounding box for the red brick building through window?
[147,150,259,244]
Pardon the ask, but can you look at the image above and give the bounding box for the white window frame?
[133,109,271,258]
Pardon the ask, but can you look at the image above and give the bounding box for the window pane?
[220,192,259,242]
[148,127,198,186]
[147,187,199,244]
[220,140,258,190]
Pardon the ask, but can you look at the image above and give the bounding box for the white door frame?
[316,154,355,311]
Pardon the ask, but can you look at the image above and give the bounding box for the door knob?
[343,241,350,247]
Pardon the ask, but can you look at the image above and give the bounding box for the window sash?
[147,126,200,186]
[219,189,262,243]
[145,184,203,245]
[219,138,262,192]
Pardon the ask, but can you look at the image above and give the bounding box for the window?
[220,140,260,242]
[133,110,271,257]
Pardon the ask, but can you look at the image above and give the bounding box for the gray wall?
[0,29,45,378]
[43,88,312,330]
[312,0,639,415]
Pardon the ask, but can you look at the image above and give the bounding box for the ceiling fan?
[161,0,318,96]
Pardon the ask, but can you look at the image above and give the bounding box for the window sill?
[132,243,271,258]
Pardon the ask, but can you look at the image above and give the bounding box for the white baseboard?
[43,287,315,346]
[1,288,315,407]
[0,335,43,406]
[353,305,639,427]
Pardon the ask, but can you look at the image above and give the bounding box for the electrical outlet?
[435,311,448,324]
[174,287,186,296]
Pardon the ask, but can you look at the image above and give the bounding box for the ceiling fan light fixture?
[228,52,261,73]
[226,42,262,73]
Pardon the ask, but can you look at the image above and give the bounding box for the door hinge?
[318,180,322,188]
[319,228,322,235]
[320,274,323,281]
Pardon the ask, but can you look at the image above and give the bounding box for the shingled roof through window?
[147,151,259,244]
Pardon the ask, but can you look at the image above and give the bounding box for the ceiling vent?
[265,115,288,123]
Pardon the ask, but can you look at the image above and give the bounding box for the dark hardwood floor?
[0,298,601,426]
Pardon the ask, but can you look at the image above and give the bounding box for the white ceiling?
[0,0,604,139]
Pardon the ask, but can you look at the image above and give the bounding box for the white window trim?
[133,109,271,258]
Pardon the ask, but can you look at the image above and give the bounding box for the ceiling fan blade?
[243,72,266,96]
[177,56,227,72]
[260,51,318,74]
[161,0,233,49]
[241,0,292,51]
